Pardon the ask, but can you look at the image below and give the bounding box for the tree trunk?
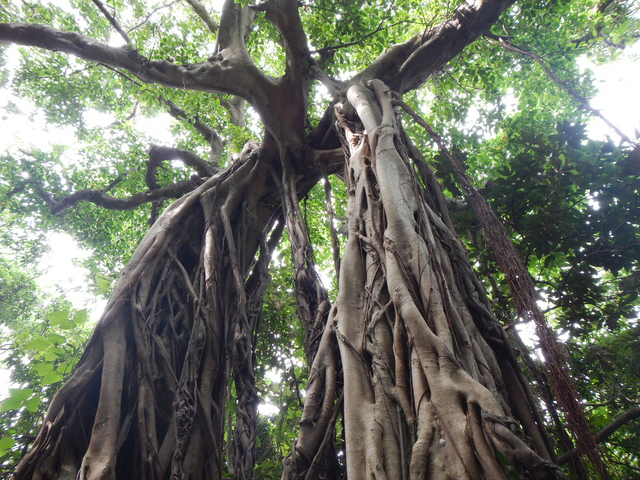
[13,143,281,480]
[13,83,569,479]
[283,82,564,480]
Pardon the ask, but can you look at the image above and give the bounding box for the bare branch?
[162,99,225,160]
[557,407,640,466]
[100,173,126,193]
[127,0,179,33]
[310,20,410,55]
[91,0,132,46]
[13,146,209,215]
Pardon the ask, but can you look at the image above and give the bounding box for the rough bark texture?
[282,81,563,480]
[13,144,286,480]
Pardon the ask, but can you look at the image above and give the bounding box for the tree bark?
[13,144,281,480]
[283,81,563,480]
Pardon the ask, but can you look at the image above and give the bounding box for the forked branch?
[0,22,262,99]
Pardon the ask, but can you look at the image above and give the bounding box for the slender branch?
[310,20,410,55]
[127,0,179,33]
[487,35,638,147]
[91,0,132,46]
[557,407,640,465]
[161,98,225,160]
[183,0,218,34]
[101,173,126,193]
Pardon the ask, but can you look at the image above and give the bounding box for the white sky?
[579,40,640,141]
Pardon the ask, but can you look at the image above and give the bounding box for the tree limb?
[0,22,265,99]
[45,180,196,215]
[250,0,312,145]
[183,0,218,34]
[91,0,132,46]
[557,407,640,466]
[15,145,210,214]
[146,145,218,190]
[355,0,516,93]
[162,99,225,160]
[219,96,246,127]
[251,0,309,82]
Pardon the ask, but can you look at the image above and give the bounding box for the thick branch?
[146,145,217,189]
[252,0,309,82]
[0,23,264,98]
[249,0,311,146]
[32,178,197,215]
[557,407,640,465]
[184,0,218,34]
[91,0,132,45]
[355,0,515,93]
[219,96,246,127]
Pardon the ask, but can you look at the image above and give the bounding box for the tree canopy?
[0,0,639,478]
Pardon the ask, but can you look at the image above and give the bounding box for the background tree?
[0,0,639,479]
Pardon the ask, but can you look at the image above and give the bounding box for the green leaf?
[56,361,71,374]
[25,337,51,352]
[41,371,63,385]
[0,388,34,411]
[24,396,42,413]
[96,274,111,292]
[0,436,15,451]
[47,333,67,346]
[43,348,61,361]
[0,397,22,412]
[48,310,69,326]
[57,320,76,330]
[33,362,54,376]
[8,388,32,402]
[72,309,88,324]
